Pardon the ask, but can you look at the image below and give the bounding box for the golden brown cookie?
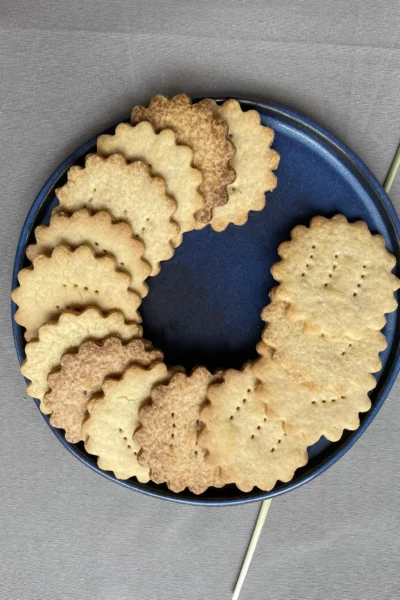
[26,209,150,297]
[211,99,279,231]
[131,94,236,223]
[21,308,141,413]
[12,245,141,341]
[82,362,170,481]
[134,367,223,494]
[97,121,203,238]
[261,295,385,394]
[199,364,309,492]
[56,154,179,275]
[271,215,399,340]
[44,337,162,443]
[253,344,371,445]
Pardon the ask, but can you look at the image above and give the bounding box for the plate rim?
[11,97,400,506]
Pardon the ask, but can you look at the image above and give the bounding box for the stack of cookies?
[257,215,397,446]
[12,95,399,495]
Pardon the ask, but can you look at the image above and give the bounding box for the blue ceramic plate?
[11,98,400,506]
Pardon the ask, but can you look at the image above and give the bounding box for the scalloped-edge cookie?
[56,154,179,276]
[261,294,385,394]
[271,215,400,340]
[82,362,170,481]
[253,343,371,445]
[134,367,223,494]
[210,99,279,231]
[198,364,309,492]
[22,308,142,413]
[131,94,236,224]
[97,121,203,239]
[12,245,141,341]
[27,209,151,298]
[44,337,163,443]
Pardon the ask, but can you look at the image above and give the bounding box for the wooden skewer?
[232,499,272,600]
[384,144,400,193]
[232,143,400,600]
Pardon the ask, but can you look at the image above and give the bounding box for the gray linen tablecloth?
[1,2,399,599]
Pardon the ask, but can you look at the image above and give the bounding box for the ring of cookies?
[12,95,399,495]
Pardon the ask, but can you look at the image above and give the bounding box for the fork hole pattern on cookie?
[270,438,282,452]
[250,418,270,440]
[354,265,367,297]
[311,396,342,405]
[59,282,99,294]
[118,427,137,455]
